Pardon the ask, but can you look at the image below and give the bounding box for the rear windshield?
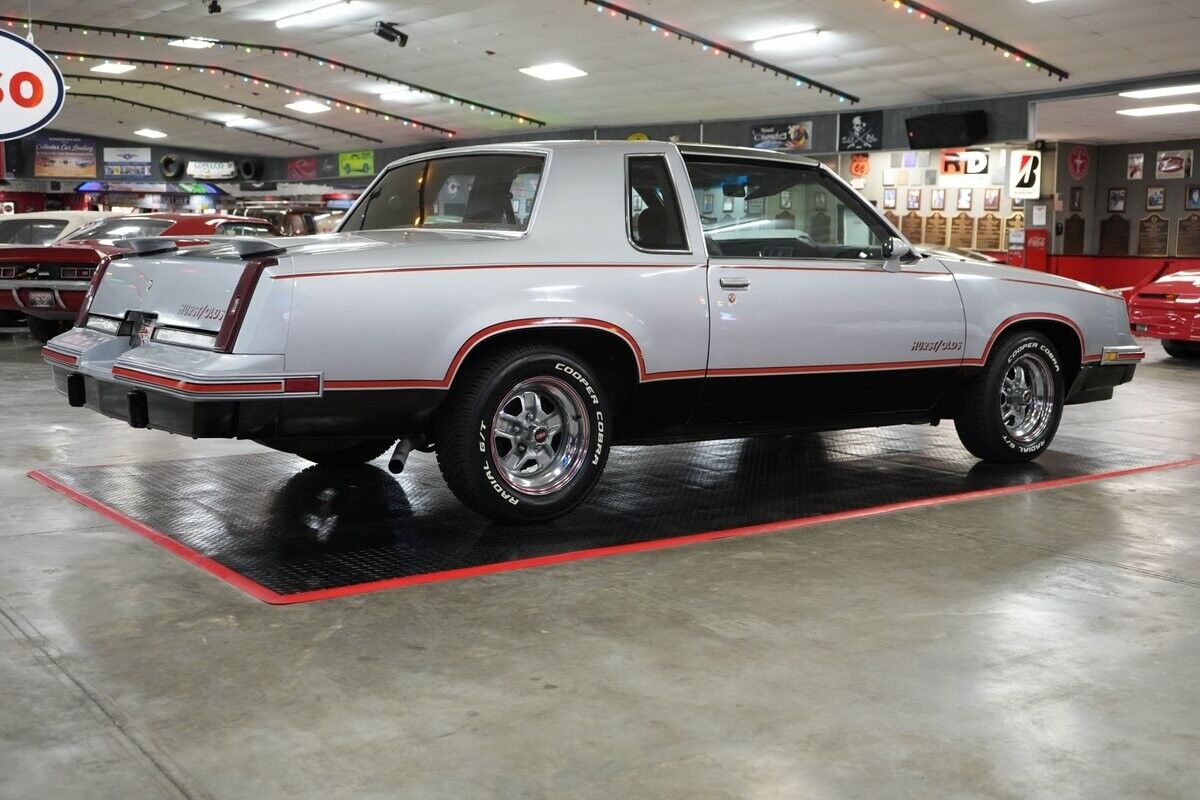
[340,154,544,233]
[0,218,69,245]
[64,218,174,241]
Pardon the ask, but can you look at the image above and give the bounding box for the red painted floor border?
[28,456,1200,605]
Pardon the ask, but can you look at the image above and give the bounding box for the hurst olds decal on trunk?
[178,304,226,322]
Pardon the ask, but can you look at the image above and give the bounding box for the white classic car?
[43,141,1144,522]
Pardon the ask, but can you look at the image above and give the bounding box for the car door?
[682,154,966,426]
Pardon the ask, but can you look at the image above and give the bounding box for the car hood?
[936,256,1109,297]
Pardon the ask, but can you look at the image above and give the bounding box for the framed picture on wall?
[702,194,714,215]
[1107,188,1127,213]
[814,192,827,210]
[722,198,734,213]
[1128,153,1145,181]
[956,188,973,211]
[906,189,922,210]
[1187,186,1200,211]
[1011,197,1024,209]
[1146,185,1166,211]
[883,188,897,209]
[779,190,791,209]
[984,188,1002,211]
[930,189,946,211]
[1069,186,1083,212]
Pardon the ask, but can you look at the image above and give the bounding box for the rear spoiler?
[116,237,287,261]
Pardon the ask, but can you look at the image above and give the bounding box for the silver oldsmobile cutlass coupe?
[43,141,1144,522]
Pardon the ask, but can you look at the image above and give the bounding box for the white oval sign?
[0,29,66,141]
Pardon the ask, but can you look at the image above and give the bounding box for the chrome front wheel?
[489,376,589,496]
[999,353,1056,445]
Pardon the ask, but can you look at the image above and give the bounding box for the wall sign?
[34,135,95,177]
[1009,150,1042,200]
[286,157,317,181]
[837,111,882,152]
[751,121,812,152]
[940,148,989,176]
[339,150,375,177]
[1155,149,1193,180]
[185,160,237,180]
[0,29,66,141]
[1067,145,1090,181]
[102,147,152,178]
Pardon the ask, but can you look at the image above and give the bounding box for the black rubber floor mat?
[29,427,1200,603]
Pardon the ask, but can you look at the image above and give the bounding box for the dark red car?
[0,213,280,341]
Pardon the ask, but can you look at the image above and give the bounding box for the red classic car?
[1127,265,1200,359]
[0,213,279,341]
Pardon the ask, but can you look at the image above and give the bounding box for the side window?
[627,156,688,251]
[682,157,890,260]
[343,162,424,232]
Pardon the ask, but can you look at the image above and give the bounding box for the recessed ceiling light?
[751,28,822,52]
[134,128,167,139]
[1116,103,1200,117]
[285,99,332,114]
[380,88,429,103]
[90,62,137,74]
[519,62,587,81]
[168,37,217,49]
[274,0,358,29]
[1119,83,1200,100]
[224,116,259,127]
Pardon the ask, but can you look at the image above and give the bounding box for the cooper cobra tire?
[1162,340,1200,359]
[435,344,612,523]
[257,438,394,467]
[25,316,69,343]
[955,331,1064,463]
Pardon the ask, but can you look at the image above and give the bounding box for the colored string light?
[880,0,1069,81]
[2,15,545,127]
[581,0,859,104]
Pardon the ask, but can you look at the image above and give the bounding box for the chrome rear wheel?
[489,376,589,496]
[999,353,1056,445]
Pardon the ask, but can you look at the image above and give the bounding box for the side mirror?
[882,236,914,271]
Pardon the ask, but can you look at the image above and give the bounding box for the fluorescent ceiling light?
[168,37,216,49]
[274,0,358,29]
[224,116,259,127]
[1026,0,1056,3]
[285,99,332,114]
[380,88,429,103]
[133,128,167,139]
[519,62,587,81]
[90,62,137,74]
[751,29,822,52]
[1119,83,1200,100]
[1116,103,1200,117]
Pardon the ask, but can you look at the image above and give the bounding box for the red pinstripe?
[112,366,284,395]
[276,262,701,280]
[41,347,78,366]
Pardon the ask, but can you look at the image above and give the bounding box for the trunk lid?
[89,246,265,332]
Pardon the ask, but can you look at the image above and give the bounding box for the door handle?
[719,277,751,290]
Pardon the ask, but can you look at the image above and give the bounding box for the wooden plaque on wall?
[1178,213,1200,257]
[1062,214,1085,255]
[1098,215,1129,256]
[1136,214,1170,257]
[949,213,975,250]
[924,213,948,247]
[1006,212,1025,233]
[884,210,900,228]
[975,213,1003,251]
[900,213,924,243]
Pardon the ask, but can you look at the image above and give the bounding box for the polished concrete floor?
[2,326,1198,800]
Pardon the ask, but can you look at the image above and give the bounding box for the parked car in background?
[44,141,1142,522]
[234,206,324,236]
[1,213,279,341]
[0,211,123,246]
[1127,266,1200,359]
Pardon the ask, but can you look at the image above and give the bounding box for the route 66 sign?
[0,29,65,141]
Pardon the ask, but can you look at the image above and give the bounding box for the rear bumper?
[47,360,445,440]
[0,280,87,321]
[1129,303,1200,341]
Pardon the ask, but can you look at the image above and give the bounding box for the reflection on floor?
[31,425,1199,601]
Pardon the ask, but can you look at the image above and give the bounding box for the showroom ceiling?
[12,0,1200,155]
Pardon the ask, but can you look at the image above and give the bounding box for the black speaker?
[905,110,988,149]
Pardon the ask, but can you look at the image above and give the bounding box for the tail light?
[74,255,114,327]
[214,258,276,353]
